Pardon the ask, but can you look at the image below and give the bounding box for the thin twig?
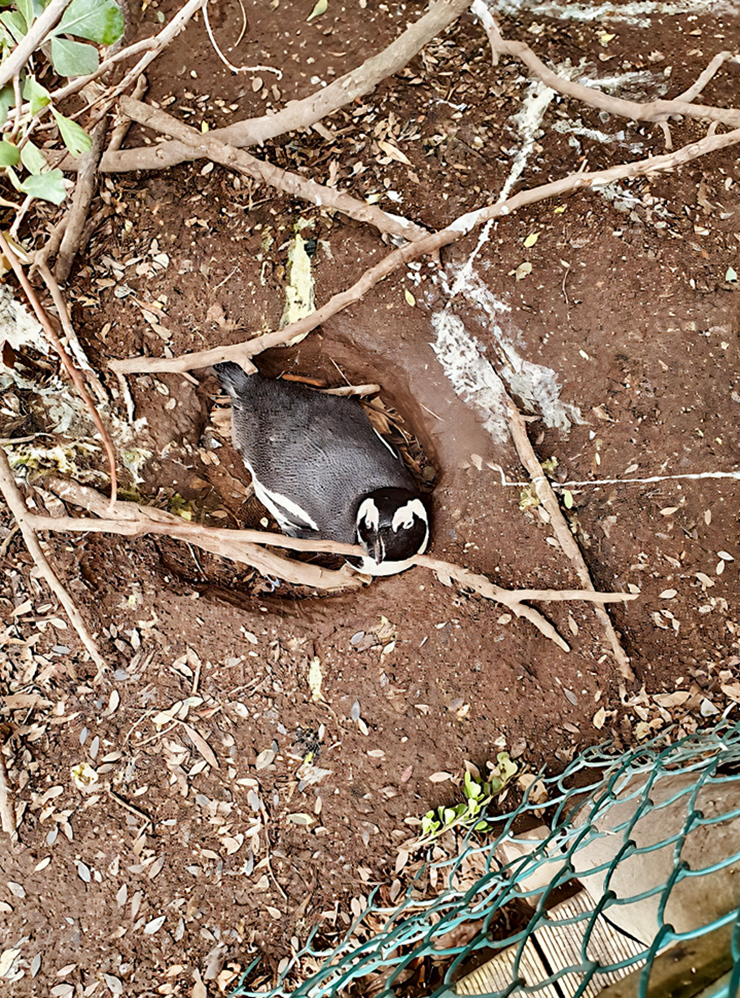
[676,50,737,102]
[107,787,153,828]
[99,0,474,173]
[0,447,108,678]
[35,261,108,402]
[120,97,428,243]
[202,0,282,77]
[0,746,15,835]
[0,235,117,501]
[88,0,205,126]
[31,214,69,275]
[505,399,634,682]
[109,125,740,377]
[106,75,148,154]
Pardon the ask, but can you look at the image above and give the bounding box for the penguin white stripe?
[391,498,427,532]
[372,426,399,459]
[357,497,380,531]
[240,454,319,532]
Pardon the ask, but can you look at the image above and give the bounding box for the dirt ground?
[2,0,740,994]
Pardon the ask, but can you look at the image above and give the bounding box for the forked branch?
[109,126,740,376]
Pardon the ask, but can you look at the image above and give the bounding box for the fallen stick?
[0,233,117,501]
[42,479,637,652]
[505,400,634,682]
[0,448,108,678]
[109,125,740,377]
[46,478,362,591]
[99,0,473,173]
[120,97,429,244]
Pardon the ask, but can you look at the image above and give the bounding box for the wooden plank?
[594,924,734,998]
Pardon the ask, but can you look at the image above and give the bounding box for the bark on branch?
[119,97,429,244]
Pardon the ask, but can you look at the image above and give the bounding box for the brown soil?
[2,1,740,994]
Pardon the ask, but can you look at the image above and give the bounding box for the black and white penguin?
[213,362,430,575]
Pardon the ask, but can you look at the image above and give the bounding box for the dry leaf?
[377,139,411,165]
[592,706,607,729]
[721,683,740,703]
[181,723,219,769]
[652,691,690,708]
[429,771,453,783]
[308,656,324,702]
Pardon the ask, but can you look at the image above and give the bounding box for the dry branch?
[0,0,70,90]
[474,5,740,129]
[0,233,117,500]
[109,125,740,377]
[55,116,107,283]
[119,97,429,244]
[39,479,637,651]
[0,448,108,678]
[99,0,473,173]
[505,401,634,682]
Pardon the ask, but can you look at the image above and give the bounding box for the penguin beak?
[364,533,386,564]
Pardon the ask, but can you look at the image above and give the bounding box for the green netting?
[233,713,740,997]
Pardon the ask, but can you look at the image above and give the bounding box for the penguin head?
[353,488,429,576]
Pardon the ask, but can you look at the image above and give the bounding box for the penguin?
[213,362,430,575]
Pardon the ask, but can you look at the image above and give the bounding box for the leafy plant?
[0,0,124,203]
[418,753,519,845]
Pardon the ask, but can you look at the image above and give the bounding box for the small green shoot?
[417,753,519,846]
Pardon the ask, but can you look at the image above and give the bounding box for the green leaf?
[22,75,51,115]
[20,139,46,174]
[50,35,99,76]
[0,83,13,127]
[563,489,574,509]
[52,108,92,156]
[5,164,22,190]
[20,168,67,204]
[0,9,28,43]
[726,266,738,283]
[15,0,35,31]
[307,0,327,20]
[0,139,19,166]
[496,751,518,784]
[54,0,124,45]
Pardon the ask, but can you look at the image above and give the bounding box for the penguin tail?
[213,361,253,396]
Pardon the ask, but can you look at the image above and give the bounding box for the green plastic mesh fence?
[233,714,740,998]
